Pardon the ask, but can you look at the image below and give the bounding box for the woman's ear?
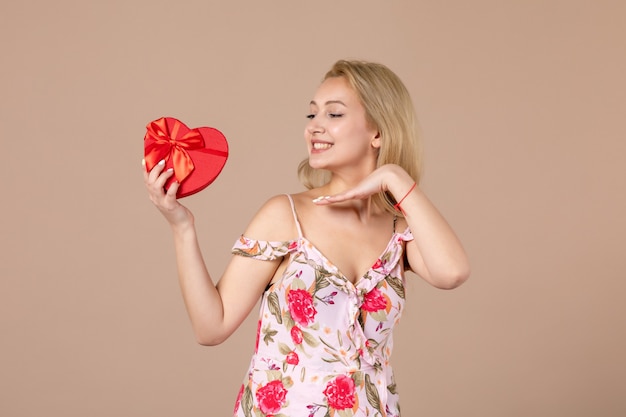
[371,132,381,149]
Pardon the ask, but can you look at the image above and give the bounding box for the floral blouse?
[231,195,413,417]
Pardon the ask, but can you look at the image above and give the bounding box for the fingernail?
[141,158,146,166]
[313,196,331,203]
[158,159,165,165]
[167,168,173,172]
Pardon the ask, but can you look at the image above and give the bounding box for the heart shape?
[144,117,229,198]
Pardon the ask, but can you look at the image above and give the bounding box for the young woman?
[144,60,470,417]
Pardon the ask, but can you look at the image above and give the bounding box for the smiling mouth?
[312,142,333,150]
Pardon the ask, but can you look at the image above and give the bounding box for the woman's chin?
[307,158,327,170]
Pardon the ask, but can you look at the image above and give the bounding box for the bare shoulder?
[242,194,299,241]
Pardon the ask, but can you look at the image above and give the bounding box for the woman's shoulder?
[242,193,301,241]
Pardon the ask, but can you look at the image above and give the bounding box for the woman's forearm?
[386,166,470,288]
[170,223,226,345]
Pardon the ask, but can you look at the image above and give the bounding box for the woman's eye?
[306,112,343,119]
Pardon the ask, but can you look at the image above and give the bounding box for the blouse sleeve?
[231,235,297,261]
[399,227,414,242]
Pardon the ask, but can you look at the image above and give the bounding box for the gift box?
[144,117,229,198]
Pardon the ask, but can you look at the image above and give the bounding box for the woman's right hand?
[143,159,194,229]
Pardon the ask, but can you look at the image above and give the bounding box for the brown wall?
[1,1,625,416]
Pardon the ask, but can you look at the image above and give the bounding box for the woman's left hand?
[312,164,412,205]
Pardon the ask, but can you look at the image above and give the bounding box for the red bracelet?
[393,182,417,214]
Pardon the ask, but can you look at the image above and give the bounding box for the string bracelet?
[393,182,417,214]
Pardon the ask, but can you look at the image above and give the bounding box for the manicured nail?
[166,168,173,172]
[158,159,165,165]
[313,196,331,203]
[141,158,146,166]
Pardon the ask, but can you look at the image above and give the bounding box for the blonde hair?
[298,59,422,214]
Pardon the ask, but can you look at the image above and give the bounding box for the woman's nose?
[306,116,324,134]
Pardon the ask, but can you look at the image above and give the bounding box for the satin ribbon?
[144,118,205,184]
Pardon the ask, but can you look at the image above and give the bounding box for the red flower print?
[323,375,356,410]
[288,241,298,251]
[287,289,317,327]
[362,288,388,312]
[255,319,262,352]
[372,258,384,269]
[290,326,303,345]
[233,384,244,414]
[286,351,299,365]
[256,380,287,415]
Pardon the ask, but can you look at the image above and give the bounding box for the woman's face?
[305,76,379,172]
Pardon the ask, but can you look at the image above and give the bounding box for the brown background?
[1,1,625,416]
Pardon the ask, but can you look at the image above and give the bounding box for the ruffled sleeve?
[398,227,413,242]
[231,235,298,261]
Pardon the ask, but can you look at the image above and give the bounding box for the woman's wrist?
[170,216,196,237]
[382,164,416,199]
[393,182,417,214]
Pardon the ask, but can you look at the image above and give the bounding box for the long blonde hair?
[298,59,422,214]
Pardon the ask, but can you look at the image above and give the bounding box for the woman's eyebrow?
[309,99,347,106]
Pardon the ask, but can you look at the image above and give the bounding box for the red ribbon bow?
[144,117,204,184]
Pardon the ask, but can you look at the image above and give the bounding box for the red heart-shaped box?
[144,117,229,198]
